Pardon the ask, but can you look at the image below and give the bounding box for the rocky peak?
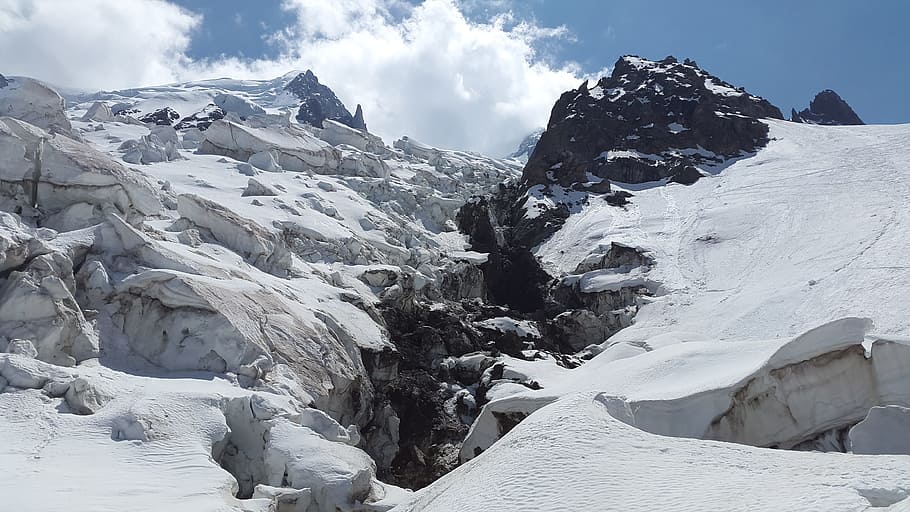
[285,70,367,131]
[352,104,367,132]
[506,129,544,163]
[791,89,863,125]
[0,73,8,88]
[523,55,783,189]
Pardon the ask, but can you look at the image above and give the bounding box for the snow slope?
[538,120,910,343]
[395,391,910,512]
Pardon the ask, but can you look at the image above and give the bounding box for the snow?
[538,120,910,342]
[522,184,587,219]
[477,317,540,338]
[596,149,663,161]
[0,356,254,512]
[561,265,658,294]
[393,391,910,512]
[703,78,744,97]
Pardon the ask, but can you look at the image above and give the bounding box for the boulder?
[81,102,116,123]
[242,178,278,197]
[360,266,400,288]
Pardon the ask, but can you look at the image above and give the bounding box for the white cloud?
[236,0,581,155]
[0,0,586,155]
[0,0,198,90]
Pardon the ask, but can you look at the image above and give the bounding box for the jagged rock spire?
[352,104,367,131]
[285,70,367,131]
[791,89,864,125]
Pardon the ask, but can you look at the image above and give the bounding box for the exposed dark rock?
[457,184,559,313]
[361,261,572,489]
[384,369,467,488]
[524,55,782,190]
[352,104,368,131]
[174,104,226,131]
[111,103,139,116]
[669,165,704,185]
[604,190,633,206]
[791,90,864,125]
[285,70,367,131]
[364,292,482,489]
[0,73,8,89]
[139,107,181,126]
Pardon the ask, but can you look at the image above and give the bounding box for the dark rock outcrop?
[285,70,367,131]
[524,55,782,189]
[791,90,864,125]
[139,107,181,126]
[0,73,8,89]
[352,104,367,132]
[174,104,226,131]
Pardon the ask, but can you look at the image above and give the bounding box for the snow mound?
[0,76,73,134]
[394,392,910,512]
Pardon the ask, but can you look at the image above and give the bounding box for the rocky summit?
[524,55,783,190]
[791,89,864,125]
[285,70,368,131]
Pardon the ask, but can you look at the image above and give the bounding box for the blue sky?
[173,0,909,125]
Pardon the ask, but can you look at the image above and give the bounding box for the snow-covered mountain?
[2,55,910,512]
[505,128,543,163]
